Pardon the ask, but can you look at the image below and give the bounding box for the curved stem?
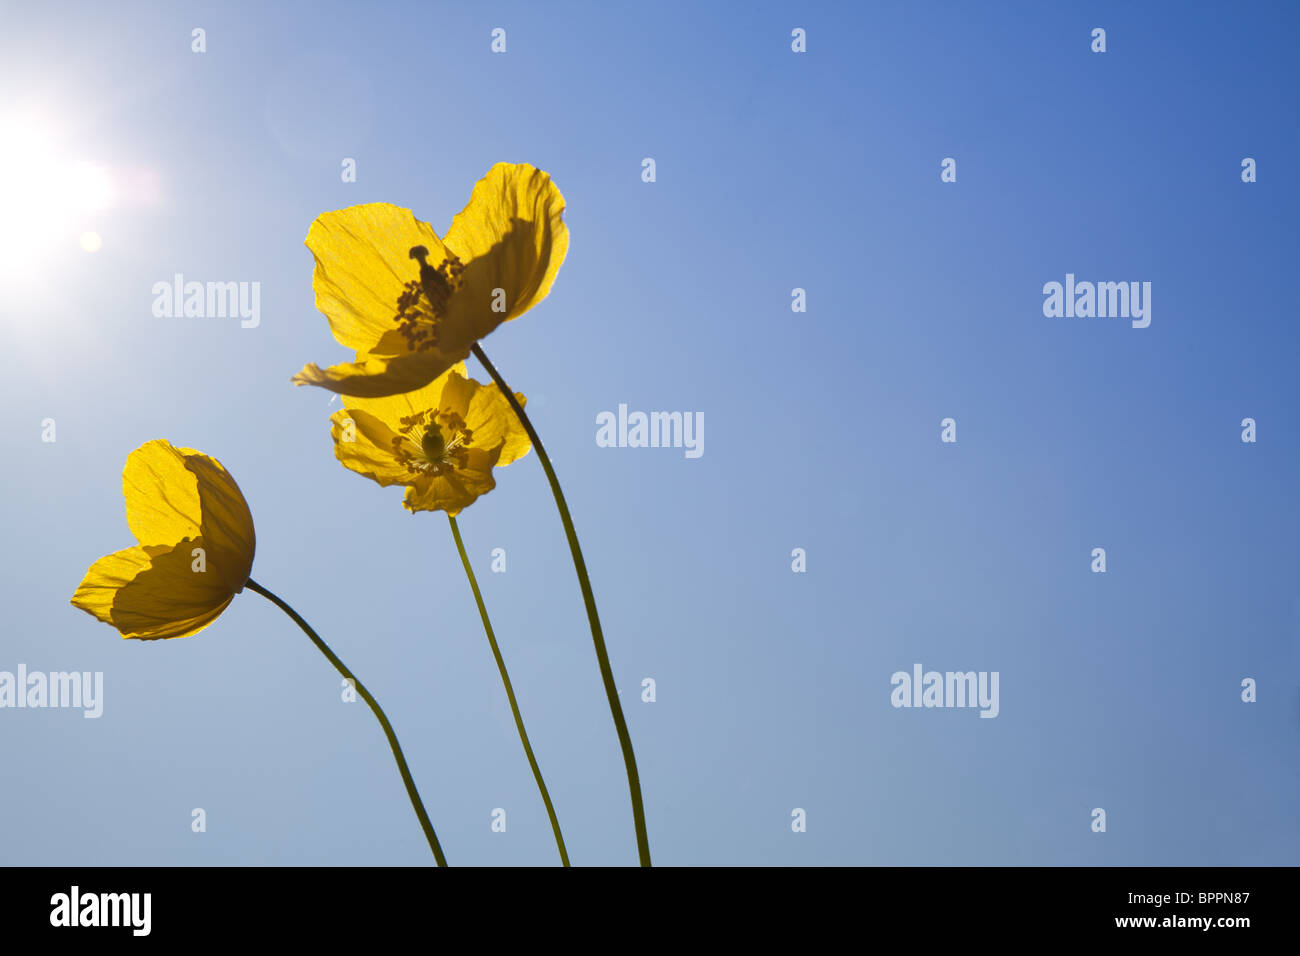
[447,514,570,866]
[244,578,448,866]
[472,343,651,866]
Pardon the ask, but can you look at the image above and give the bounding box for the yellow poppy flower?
[330,362,530,515]
[293,162,568,398]
[71,440,256,640]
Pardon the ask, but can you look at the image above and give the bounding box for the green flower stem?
[447,514,570,866]
[471,342,652,867]
[244,578,448,866]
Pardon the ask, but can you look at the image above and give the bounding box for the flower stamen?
[394,245,465,352]
[391,407,474,477]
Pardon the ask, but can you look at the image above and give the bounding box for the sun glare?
[0,113,114,278]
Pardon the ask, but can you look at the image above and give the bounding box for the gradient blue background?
[1,0,1296,865]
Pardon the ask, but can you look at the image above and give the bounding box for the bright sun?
[0,113,114,278]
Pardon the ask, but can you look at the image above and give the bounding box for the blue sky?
[0,0,1296,865]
